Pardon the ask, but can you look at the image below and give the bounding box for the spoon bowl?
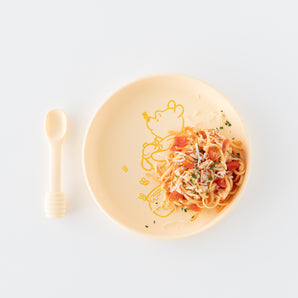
[45,109,67,141]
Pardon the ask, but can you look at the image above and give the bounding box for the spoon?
[45,109,68,217]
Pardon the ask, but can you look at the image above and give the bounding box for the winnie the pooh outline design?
[140,100,185,217]
[141,100,185,171]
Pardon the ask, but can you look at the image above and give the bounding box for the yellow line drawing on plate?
[121,165,128,172]
[141,100,185,172]
[139,177,150,185]
[140,100,185,217]
[138,186,175,217]
[138,193,147,201]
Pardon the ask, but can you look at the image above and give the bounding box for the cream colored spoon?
[45,109,67,217]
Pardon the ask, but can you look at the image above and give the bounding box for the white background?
[0,1,297,297]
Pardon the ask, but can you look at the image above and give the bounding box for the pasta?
[156,127,246,220]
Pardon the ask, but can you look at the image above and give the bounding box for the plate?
[83,74,251,239]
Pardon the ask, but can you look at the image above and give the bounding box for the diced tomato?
[169,191,185,201]
[190,204,200,212]
[170,145,181,151]
[182,159,195,169]
[198,131,207,139]
[226,161,240,171]
[173,136,187,147]
[222,139,229,153]
[208,147,220,161]
[170,136,187,151]
[214,178,227,188]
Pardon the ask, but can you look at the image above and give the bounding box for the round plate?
[83,74,251,239]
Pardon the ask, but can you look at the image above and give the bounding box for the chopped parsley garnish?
[227,150,240,158]
[155,202,158,205]
[175,175,178,178]
[191,174,197,179]
[145,225,149,228]
[200,149,204,153]
[225,120,232,127]
[206,188,210,193]
[184,208,188,212]
[219,126,223,130]
[232,137,235,140]
[191,215,195,219]
[209,176,213,181]
[209,161,216,170]
[153,220,156,224]
[190,181,194,185]
[220,110,223,112]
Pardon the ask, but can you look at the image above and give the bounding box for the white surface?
[0,0,297,297]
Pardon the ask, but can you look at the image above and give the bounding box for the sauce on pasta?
[156,127,246,221]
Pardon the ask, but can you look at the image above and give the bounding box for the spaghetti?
[156,127,246,220]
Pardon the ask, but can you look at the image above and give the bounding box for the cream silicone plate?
[83,74,251,239]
